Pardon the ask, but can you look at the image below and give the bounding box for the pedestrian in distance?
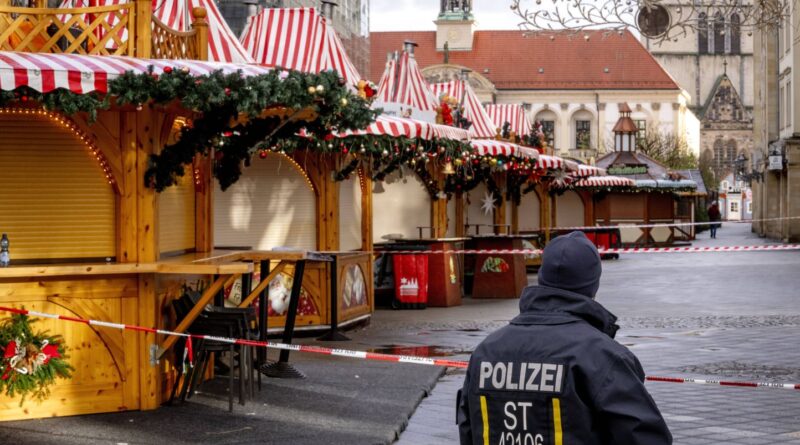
[708,201,722,239]
[457,231,672,445]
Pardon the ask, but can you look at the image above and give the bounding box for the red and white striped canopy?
[471,139,539,159]
[573,176,636,187]
[430,80,496,139]
[340,115,433,140]
[339,115,470,141]
[536,154,566,170]
[0,51,273,94]
[571,164,607,177]
[375,51,438,112]
[375,57,395,103]
[58,0,253,63]
[485,104,532,138]
[241,8,361,86]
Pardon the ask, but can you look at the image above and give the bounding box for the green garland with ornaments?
[0,66,378,191]
[0,314,72,405]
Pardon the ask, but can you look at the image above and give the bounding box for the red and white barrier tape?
[0,306,797,391]
[380,244,800,256]
[541,215,800,232]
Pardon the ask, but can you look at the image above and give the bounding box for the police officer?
[458,231,671,445]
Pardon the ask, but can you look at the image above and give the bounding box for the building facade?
[370,3,700,164]
[752,8,800,241]
[219,0,370,78]
[640,1,754,185]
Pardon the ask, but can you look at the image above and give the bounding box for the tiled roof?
[595,151,670,180]
[369,30,679,91]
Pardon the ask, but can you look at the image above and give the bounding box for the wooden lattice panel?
[150,16,198,60]
[0,3,134,55]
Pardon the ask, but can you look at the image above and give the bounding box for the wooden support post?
[511,199,519,234]
[493,173,507,235]
[134,0,152,58]
[455,192,465,237]
[119,113,138,263]
[360,167,373,252]
[539,184,552,242]
[191,7,209,61]
[195,155,213,253]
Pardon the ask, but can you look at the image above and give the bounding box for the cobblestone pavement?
[362,224,800,444]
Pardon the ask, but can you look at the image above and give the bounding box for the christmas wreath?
[0,314,72,405]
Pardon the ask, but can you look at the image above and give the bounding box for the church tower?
[435,0,475,51]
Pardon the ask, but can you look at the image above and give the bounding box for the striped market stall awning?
[574,176,636,187]
[571,164,607,177]
[471,139,539,159]
[430,80,497,139]
[484,103,532,137]
[536,154,566,170]
[375,50,439,112]
[339,115,470,141]
[58,0,254,63]
[0,51,274,94]
[241,8,361,86]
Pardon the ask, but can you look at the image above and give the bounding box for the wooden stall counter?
[469,235,532,299]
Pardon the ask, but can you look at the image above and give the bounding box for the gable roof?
[369,30,679,91]
[699,74,752,123]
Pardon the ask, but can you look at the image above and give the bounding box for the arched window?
[714,12,725,55]
[729,13,741,54]
[698,13,708,54]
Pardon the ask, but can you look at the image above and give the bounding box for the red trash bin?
[392,254,429,308]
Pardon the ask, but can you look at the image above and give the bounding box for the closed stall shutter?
[339,176,362,251]
[158,172,196,255]
[0,114,116,261]
[466,183,495,233]
[519,192,541,231]
[446,196,456,238]
[372,167,430,242]
[556,191,585,228]
[214,153,317,250]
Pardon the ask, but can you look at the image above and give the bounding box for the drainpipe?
[595,93,601,157]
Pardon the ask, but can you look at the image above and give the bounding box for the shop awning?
[484,103,531,137]
[339,115,470,141]
[0,51,274,94]
[574,176,636,187]
[430,80,497,139]
[431,123,470,140]
[471,139,539,159]
[536,154,566,170]
[571,164,607,177]
[241,8,361,86]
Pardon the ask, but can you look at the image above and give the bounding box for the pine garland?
[0,314,73,405]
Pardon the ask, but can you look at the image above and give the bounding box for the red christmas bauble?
[224,88,231,96]
[259,150,268,159]
[164,66,173,74]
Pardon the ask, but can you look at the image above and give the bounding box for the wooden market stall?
[0,0,377,420]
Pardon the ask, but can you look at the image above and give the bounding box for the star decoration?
[481,191,497,215]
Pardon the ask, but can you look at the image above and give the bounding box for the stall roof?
[595,150,669,181]
[676,169,708,195]
[574,176,636,188]
[484,104,531,138]
[339,115,469,141]
[0,51,274,94]
[571,164,607,177]
[241,8,361,86]
[430,80,496,139]
[471,139,538,159]
[375,50,439,112]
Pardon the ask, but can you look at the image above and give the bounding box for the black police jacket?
[457,285,672,445]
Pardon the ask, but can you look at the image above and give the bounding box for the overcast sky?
[369,0,523,32]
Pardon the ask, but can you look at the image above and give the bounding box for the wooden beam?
[194,154,213,253]
[455,192,465,237]
[237,262,287,308]
[158,274,234,354]
[360,167,373,253]
[118,112,138,263]
[134,0,151,58]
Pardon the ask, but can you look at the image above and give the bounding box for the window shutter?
[339,176,362,251]
[0,114,115,261]
[372,167,430,242]
[556,191,584,227]
[158,172,196,255]
[214,154,317,250]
